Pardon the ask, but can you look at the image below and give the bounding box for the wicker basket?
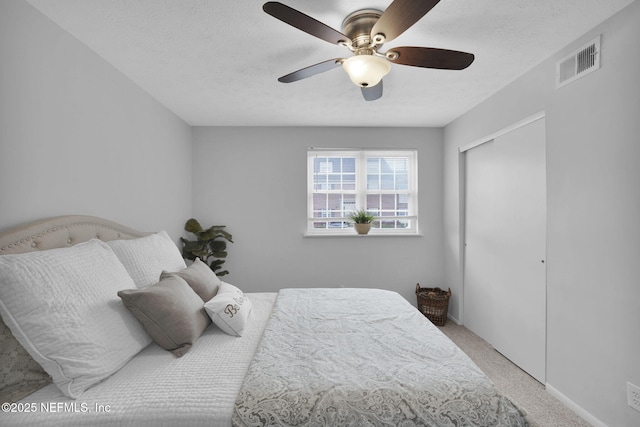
[415,284,451,326]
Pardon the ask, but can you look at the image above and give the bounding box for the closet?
[463,115,546,383]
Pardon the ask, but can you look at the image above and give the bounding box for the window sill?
[303,232,423,238]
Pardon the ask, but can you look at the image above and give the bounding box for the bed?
[0,215,531,426]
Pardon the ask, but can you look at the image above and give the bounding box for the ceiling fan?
[263,0,475,101]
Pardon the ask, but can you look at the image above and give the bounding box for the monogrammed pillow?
[203,282,253,336]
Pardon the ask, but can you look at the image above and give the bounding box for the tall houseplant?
[180,218,233,277]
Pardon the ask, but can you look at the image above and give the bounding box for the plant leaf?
[209,259,225,272]
[182,240,205,252]
[209,240,226,251]
[198,228,219,241]
[185,218,203,234]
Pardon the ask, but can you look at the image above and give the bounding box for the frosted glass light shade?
[342,55,391,87]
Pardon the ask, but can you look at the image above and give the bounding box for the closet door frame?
[459,111,546,383]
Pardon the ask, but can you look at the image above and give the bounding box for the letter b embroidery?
[225,304,239,318]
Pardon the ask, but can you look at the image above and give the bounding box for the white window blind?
[307,149,418,235]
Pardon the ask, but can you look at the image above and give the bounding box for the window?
[307,149,418,235]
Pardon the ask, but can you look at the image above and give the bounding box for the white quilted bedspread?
[2,293,277,427]
[232,288,530,427]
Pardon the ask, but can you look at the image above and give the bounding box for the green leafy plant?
[348,209,376,224]
[180,218,233,277]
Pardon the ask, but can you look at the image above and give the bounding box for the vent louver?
[556,35,601,88]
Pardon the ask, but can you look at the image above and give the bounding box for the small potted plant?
[349,209,376,235]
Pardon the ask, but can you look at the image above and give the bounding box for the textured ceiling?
[26,0,635,127]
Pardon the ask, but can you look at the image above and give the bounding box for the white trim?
[446,313,462,325]
[308,147,416,152]
[546,383,609,427]
[303,233,423,238]
[307,149,419,235]
[459,110,545,153]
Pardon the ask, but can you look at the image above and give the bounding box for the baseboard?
[446,314,461,325]
[546,383,608,427]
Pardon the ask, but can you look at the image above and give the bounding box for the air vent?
[556,35,601,88]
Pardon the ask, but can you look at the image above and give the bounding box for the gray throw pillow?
[118,276,211,357]
[160,258,221,302]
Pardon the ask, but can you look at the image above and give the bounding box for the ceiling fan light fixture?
[264,1,475,100]
[342,55,391,88]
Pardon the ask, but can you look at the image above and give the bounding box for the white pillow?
[0,239,151,398]
[204,282,253,336]
[108,231,187,288]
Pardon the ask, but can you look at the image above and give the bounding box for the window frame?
[306,149,419,236]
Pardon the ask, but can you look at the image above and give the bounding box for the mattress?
[2,293,277,427]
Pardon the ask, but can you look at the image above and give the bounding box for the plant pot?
[354,223,371,235]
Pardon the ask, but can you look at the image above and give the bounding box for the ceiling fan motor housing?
[342,9,384,49]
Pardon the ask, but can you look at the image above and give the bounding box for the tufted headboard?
[0,215,150,255]
[0,215,152,403]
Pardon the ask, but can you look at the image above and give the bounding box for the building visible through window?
[307,149,418,235]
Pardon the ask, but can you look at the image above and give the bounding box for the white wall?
[0,0,192,240]
[192,126,444,305]
[443,2,640,426]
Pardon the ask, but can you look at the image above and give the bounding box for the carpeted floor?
[438,322,591,427]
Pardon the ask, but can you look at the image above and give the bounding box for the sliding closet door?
[464,118,546,383]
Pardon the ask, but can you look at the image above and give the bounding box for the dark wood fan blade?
[278,59,343,83]
[361,81,383,101]
[388,46,474,70]
[371,0,440,43]
[263,2,349,45]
